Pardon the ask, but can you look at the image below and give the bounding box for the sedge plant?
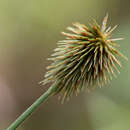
[7,14,127,130]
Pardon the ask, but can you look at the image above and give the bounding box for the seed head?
[41,14,127,101]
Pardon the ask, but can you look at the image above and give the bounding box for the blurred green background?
[0,0,130,130]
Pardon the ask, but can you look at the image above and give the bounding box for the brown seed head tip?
[41,14,127,101]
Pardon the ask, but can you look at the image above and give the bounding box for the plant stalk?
[7,86,56,130]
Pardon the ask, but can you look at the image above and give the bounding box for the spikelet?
[41,14,127,101]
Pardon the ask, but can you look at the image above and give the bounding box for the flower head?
[41,14,127,100]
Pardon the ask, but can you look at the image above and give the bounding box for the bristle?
[101,13,108,32]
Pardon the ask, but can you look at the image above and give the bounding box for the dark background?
[0,0,130,130]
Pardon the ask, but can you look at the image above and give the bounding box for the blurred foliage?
[0,0,130,130]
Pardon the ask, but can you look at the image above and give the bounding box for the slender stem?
[7,86,56,130]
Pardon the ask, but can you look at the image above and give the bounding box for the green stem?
[7,86,56,130]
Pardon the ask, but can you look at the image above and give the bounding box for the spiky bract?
[41,14,127,100]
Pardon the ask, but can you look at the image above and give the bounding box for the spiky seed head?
[41,14,127,101]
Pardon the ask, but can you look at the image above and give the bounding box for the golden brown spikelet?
[41,14,127,101]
